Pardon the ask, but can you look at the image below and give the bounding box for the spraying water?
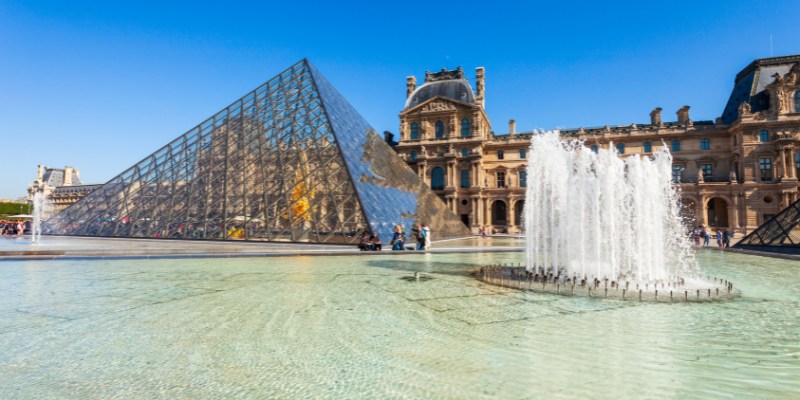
[524,131,696,285]
[31,192,52,243]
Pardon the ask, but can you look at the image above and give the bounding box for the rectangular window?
[701,163,713,178]
[460,169,470,189]
[497,172,505,188]
[760,157,773,181]
[701,138,710,150]
[671,140,681,151]
[672,165,683,183]
[643,142,652,153]
[519,149,526,158]
[759,130,769,142]
[519,171,527,187]
[616,143,625,154]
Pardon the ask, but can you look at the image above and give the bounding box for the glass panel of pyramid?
[735,198,800,252]
[44,59,471,244]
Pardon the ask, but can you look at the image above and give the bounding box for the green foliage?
[0,202,31,217]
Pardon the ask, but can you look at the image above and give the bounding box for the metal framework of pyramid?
[734,197,800,254]
[44,59,470,244]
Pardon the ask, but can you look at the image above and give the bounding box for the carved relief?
[422,101,456,112]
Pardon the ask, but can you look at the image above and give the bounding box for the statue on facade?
[729,169,737,183]
[737,101,751,116]
[507,173,514,187]
[448,143,455,154]
[697,168,705,183]
[420,145,427,157]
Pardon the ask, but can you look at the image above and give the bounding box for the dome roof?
[405,79,475,109]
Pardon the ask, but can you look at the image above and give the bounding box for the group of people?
[0,220,30,236]
[359,223,432,252]
[692,225,732,248]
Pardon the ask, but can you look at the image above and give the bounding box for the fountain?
[479,131,736,301]
[31,191,52,243]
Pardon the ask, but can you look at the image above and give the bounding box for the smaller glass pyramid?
[735,198,800,254]
[44,59,471,244]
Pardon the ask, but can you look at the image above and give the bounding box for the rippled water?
[0,250,798,399]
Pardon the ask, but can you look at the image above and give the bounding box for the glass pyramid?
[44,59,471,244]
[735,198,800,254]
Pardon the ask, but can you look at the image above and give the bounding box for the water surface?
[0,250,797,399]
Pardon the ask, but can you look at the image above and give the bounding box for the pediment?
[401,96,478,115]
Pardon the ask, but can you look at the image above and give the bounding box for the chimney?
[64,166,73,186]
[649,107,663,126]
[509,119,516,135]
[475,67,485,108]
[677,105,691,125]
[406,76,416,98]
[36,164,44,180]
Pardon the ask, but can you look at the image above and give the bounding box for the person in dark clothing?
[369,232,382,251]
[358,231,371,251]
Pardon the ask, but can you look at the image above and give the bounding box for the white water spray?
[31,192,52,243]
[524,132,696,284]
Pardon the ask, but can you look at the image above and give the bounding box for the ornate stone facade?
[27,165,100,213]
[396,56,800,236]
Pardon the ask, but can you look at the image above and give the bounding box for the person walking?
[723,230,732,248]
[701,226,710,247]
[716,229,723,248]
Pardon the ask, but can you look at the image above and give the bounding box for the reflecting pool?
[0,250,798,398]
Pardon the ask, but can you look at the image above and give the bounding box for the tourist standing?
[412,224,425,250]
[716,230,723,248]
[702,226,710,247]
[724,231,732,248]
[422,223,431,250]
[391,225,405,251]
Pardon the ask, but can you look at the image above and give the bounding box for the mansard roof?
[721,54,800,124]
[405,67,476,109]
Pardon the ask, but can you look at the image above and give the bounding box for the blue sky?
[1,0,799,199]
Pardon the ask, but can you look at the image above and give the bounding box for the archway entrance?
[707,197,729,228]
[492,200,507,226]
[514,200,525,229]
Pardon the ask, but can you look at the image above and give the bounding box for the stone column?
[790,147,797,179]
[475,197,482,228]
[508,198,516,228]
[730,193,740,232]
[484,198,491,226]
[780,148,788,180]
[698,195,708,227]
[753,159,761,182]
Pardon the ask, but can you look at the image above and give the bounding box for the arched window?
[497,150,504,160]
[409,150,416,161]
[795,91,800,112]
[460,118,471,137]
[616,143,625,154]
[435,120,444,139]
[410,122,419,140]
[519,149,526,158]
[701,138,710,150]
[431,167,445,190]
[759,129,769,142]
[643,142,652,153]
[590,145,598,153]
[671,140,681,152]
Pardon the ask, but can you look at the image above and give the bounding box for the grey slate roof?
[721,55,800,124]
[404,79,475,109]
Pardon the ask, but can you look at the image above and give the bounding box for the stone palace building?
[394,55,800,235]
[28,165,101,213]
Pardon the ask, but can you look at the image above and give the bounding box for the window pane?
[671,140,680,151]
[643,142,651,153]
[460,169,469,188]
[701,138,709,150]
